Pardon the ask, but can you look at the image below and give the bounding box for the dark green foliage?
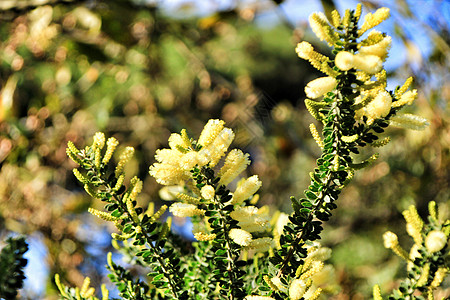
[0,236,28,299]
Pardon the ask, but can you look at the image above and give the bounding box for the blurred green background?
[0,0,448,298]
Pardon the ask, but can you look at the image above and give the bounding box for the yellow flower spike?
[101,284,109,300]
[55,274,68,297]
[389,114,429,131]
[102,137,119,165]
[145,202,155,216]
[169,203,205,217]
[180,129,191,148]
[354,3,362,21]
[309,123,324,149]
[93,132,106,150]
[417,263,430,287]
[358,7,390,37]
[111,232,133,241]
[392,90,418,108]
[305,100,326,122]
[198,119,225,147]
[341,134,358,143]
[129,178,143,202]
[263,275,279,291]
[229,228,252,246]
[402,205,424,244]
[107,252,113,268]
[250,194,260,205]
[373,284,383,300]
[395,77,414,98]
[112,174,125,192]
[150,205,167,223]
[67,142,83,165]
[75,287,81,300]
[73,168,88,184]
[342,9,351,28]
[218,149,250,186]
[111,239,120,250]
[115,146,134,177]
[88,208,118,222]
[295,42,337,76]
[176,193,202,204]
[289,278,307,300]
[300,261,324,281]
[306,287,322,300]
[126,198,139,223]
[80,277,91,298]
[383,231,409,261]
[371,137,391,148]
[197,127,235,167]
[305,77,337,99]
[229,176,262,205]
[308,12,339,46]
[193,231,216,241]
[428,201,438,221]
[430,267,447,288]
[94,147,101,169]
[330,10,341,28]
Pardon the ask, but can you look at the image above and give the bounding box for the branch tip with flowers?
[61,3,448,300]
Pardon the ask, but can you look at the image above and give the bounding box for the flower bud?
[305,76,337,99]
[425,230,447,253]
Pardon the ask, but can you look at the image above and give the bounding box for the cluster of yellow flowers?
[246,241,337,300]
[296,4,428,129]
[382,202,449,295]
[149,119,273,251]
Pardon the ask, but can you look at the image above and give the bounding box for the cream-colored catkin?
[176,193,202,204]
[330,10,341,28]
[102,137,119,165]
[430,267,447,288]
[198,119,225,147]
[126,198,139,223]
[193,232,216,241]
[305,77,337,99]
[230,175,262,204]
[66,142,83,165]
[229,228,252,246]
[219,149,250,186]
[73,168,88,184]
[309,123,324,149]
[308,12,338,46]
[88,207,117,222]
[358,7,390,36]
[101,284,109,300]
[295,42,336,76]
[403,205,424,244]
[93,132,106,149]
[395,77,414,98]
[149,205,167,223]
[80,277,91,297]
[373,285,383,300]
[54,274,68,297]
[389,114,429,131]
[392,90,418,107]
[115,146,134,177]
